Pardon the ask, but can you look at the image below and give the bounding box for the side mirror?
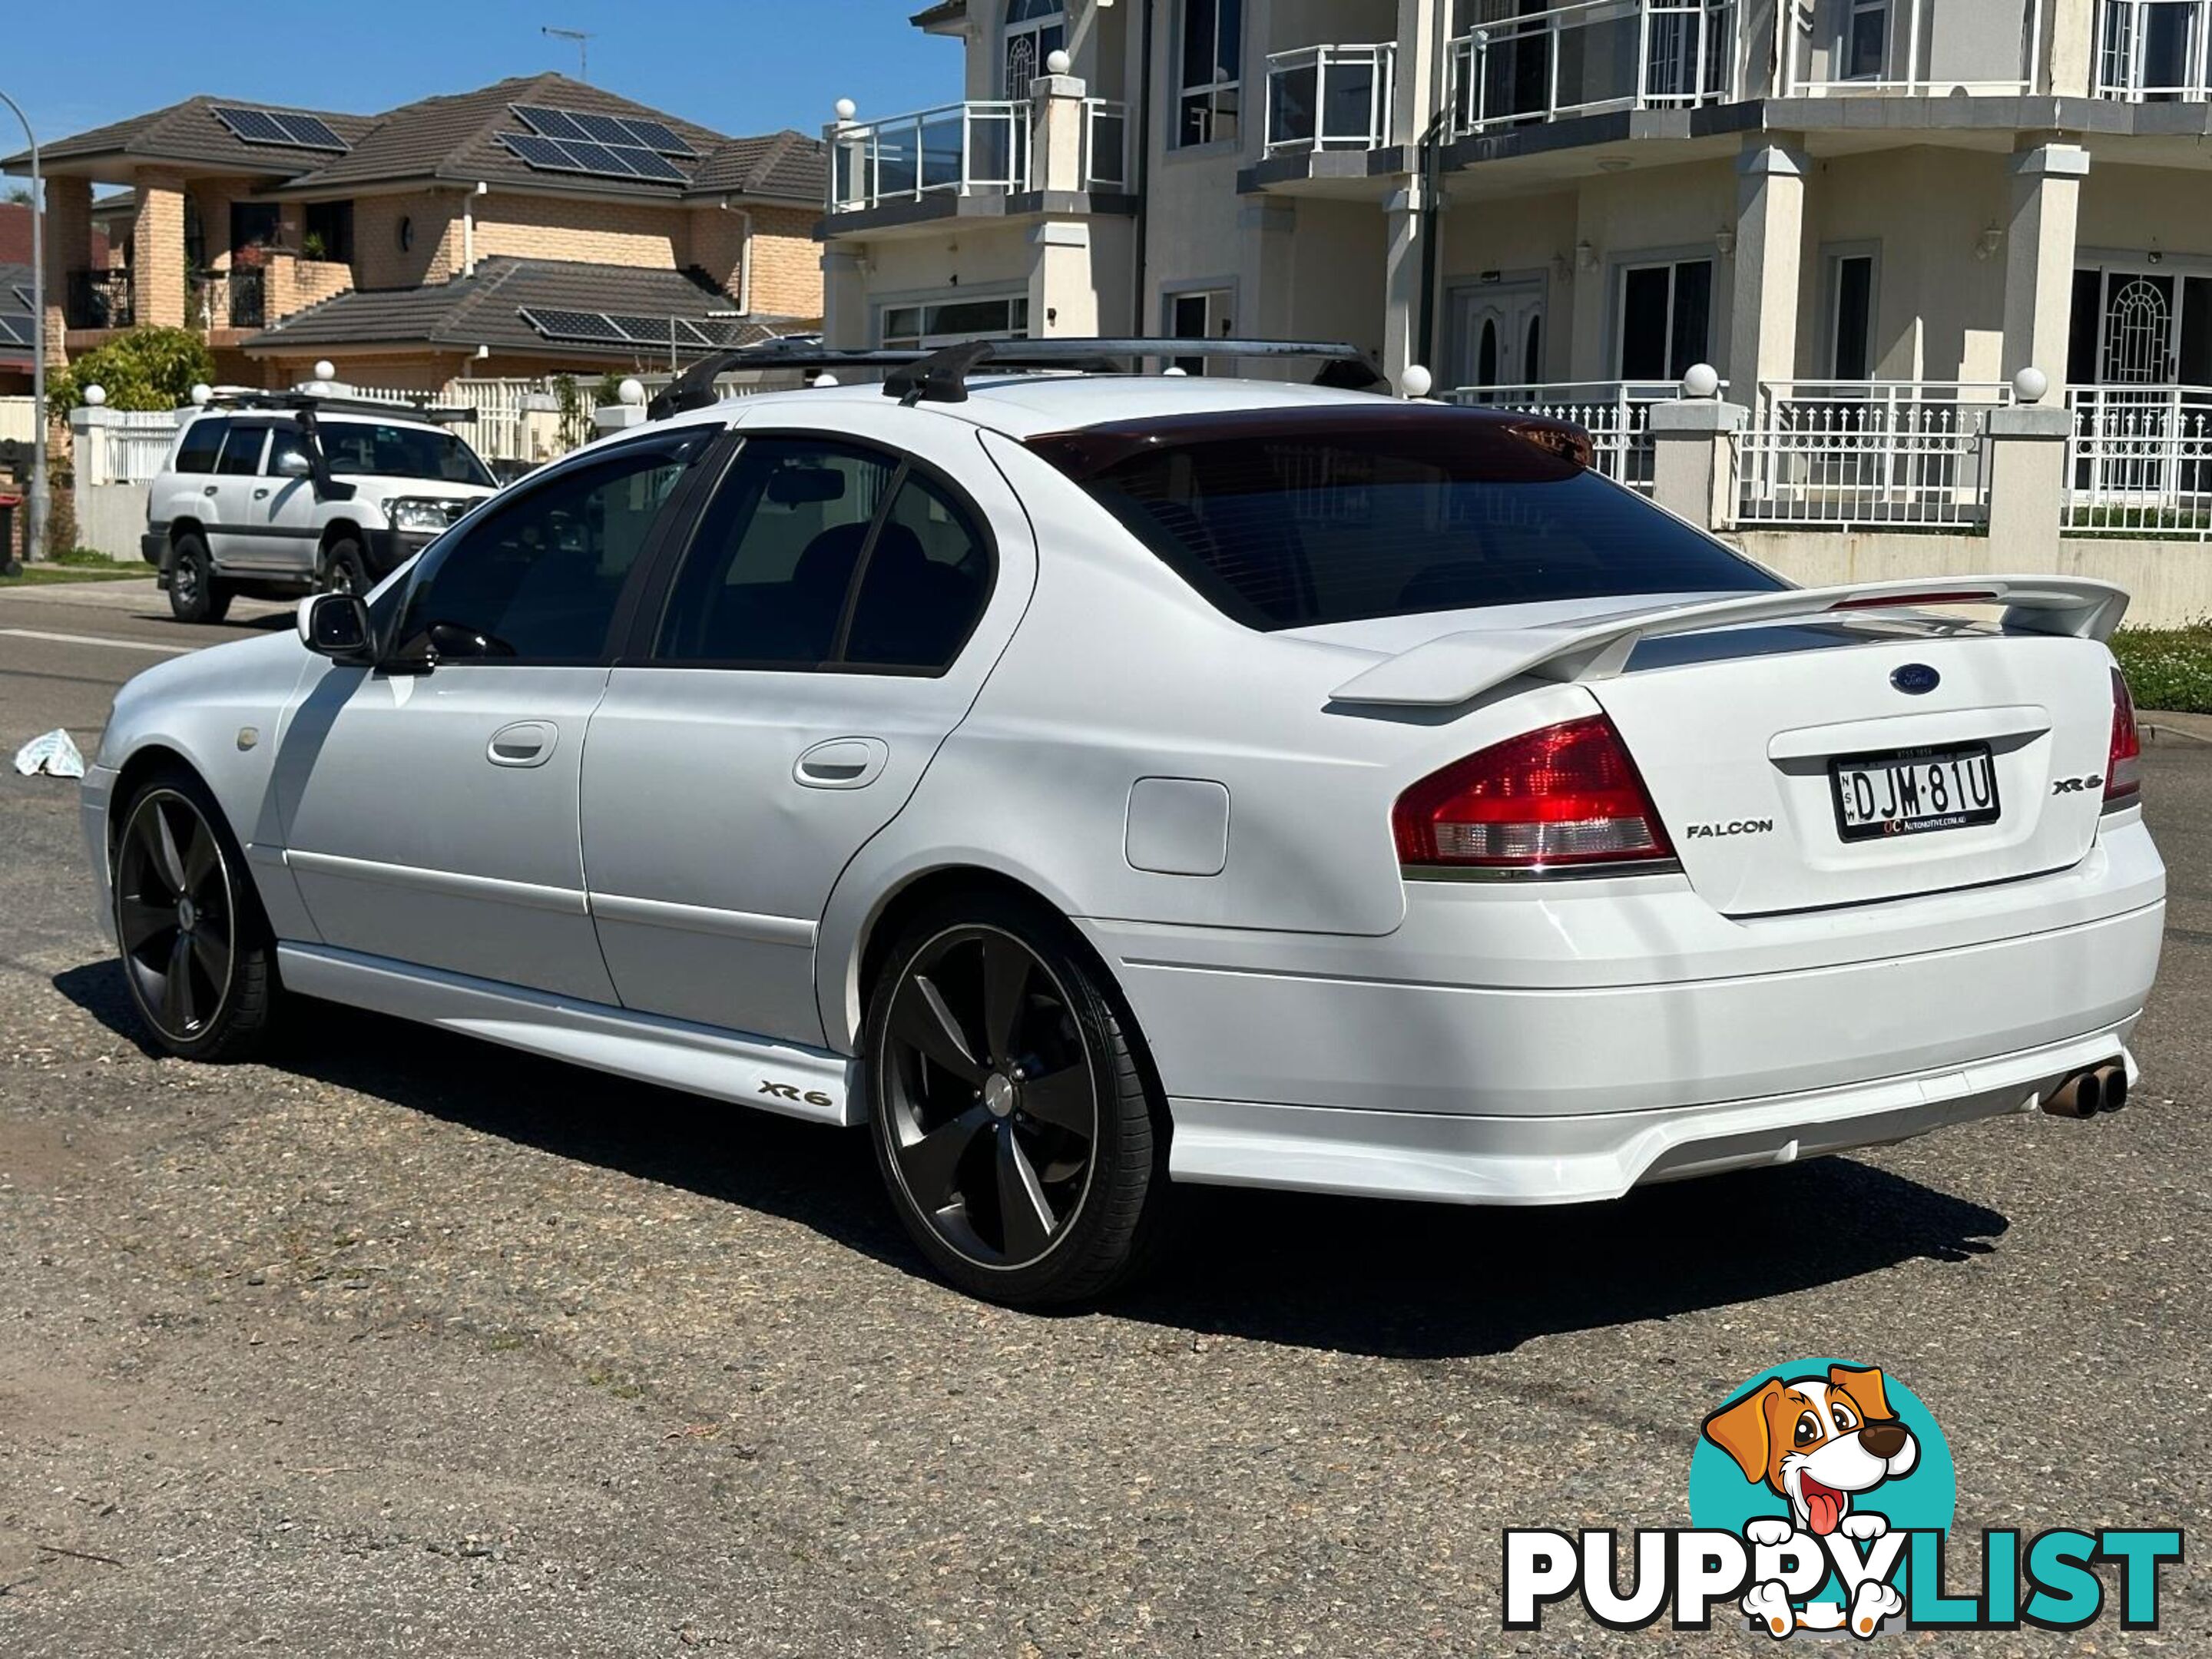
[275,448,314,478]
[296,592,373,663]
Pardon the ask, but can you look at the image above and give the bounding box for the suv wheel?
[320,535,369,597]
[866,892,1173,1307]
[167,533,232,624]
[111,767,279,1061]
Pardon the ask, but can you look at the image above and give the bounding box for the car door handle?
[794,737,889,790]
[203,485,219,496]
[487,720,558,768]
[252,487,270,499]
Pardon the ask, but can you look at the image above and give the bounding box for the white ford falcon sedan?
[80,338,2165,1306]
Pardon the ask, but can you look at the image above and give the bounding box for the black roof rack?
[195,387,477,425]
[644,336,1387,421]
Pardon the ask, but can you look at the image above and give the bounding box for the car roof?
[654,371,1396,442]
[183,405,450,431]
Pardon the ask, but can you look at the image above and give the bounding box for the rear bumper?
[141,531,167,569]
[1164,1028,2141,1205]
[1084,818,2164,1203]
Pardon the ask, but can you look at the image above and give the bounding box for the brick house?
[2,72,825,390]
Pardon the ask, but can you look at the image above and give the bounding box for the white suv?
[143,391,500,622]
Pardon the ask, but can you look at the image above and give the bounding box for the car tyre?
[866,891,1174,1308]
[111,766,278,1061]
[320,535,369,598]
[167,533,232,624]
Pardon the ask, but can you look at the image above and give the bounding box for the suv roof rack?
[644,336,1387,421]
[193,387,477,425]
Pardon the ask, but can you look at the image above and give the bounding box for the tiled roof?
[242,256,815,359]
[685,130,826,200]
[910,0,968,28]
[2,97,376,175]
[5,75,825,207]
[270,74,823,206]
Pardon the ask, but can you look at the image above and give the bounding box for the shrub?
[51,326,216,412]
[2111,624,2212,714]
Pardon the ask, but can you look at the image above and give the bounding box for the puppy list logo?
[1503,1358,2183,1639]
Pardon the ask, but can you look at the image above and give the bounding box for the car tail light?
[2105,667,2142,809]
[1393,714,1676,872]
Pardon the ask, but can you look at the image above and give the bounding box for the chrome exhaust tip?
[2092,1062,2130,1114]
[2042,1068,2102,1118]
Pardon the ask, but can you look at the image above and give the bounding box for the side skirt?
[276,942,862,1127]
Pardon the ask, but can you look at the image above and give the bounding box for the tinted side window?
[654,439,896,666]
[396,441,695,664]
[843,472,992,670]
[216,424,267,476]
[265,426,311,476]
[174,419,227,475]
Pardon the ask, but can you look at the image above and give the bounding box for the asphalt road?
[2,574,2207,1656]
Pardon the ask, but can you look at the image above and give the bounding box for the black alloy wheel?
[879,923,1101,1270]
[114,787,238,1044]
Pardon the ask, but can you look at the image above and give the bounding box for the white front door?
[1448,282,1547,395]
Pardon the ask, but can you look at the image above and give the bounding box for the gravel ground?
[2,579,2207,1654]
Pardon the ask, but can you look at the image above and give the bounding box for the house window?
[1618,259,1712,381]
[230,202,280,255]
[1166,287,1231,373]
[2068,266,2212,386]
[303,200,354,264]
[879,293,1029,349]
[1845,0,1888,81]
[1829,253,1876,379]
[1004,0,1066,93]
[1177,0,1243,146]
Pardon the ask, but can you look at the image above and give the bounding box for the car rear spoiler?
[1326,578,2131,709]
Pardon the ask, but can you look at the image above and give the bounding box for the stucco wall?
[1737,528,2212,630]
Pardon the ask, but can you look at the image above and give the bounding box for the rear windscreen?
[1029,408,1783,630]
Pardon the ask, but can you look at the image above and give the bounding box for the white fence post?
[68,403,118,487]
[1651,370,1749,531]
[1985,369,2071,563]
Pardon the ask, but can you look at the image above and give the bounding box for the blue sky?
[4,1,960,156]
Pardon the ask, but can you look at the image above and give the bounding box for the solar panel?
[213,106,291,144]
[618,117,696,157]
[518,307,629,343]
[512,104,592,141]
[500,132,587,171]
[569,111,638,147]
[274,112,349,151]
[561,139,636,175]
[614,147,688,182]
[212,105,349,151]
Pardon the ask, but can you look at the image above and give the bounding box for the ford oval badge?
[1891,663,1941,696]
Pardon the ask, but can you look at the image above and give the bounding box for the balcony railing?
[65,268,134,330]
[2097,0,2212,100]
[1084,98,1132,190]
[1448,0,1737,137]
[2067,386,2212,539]
[827,96,1132,212]
[187,267,267,330]
[1781,0,2038,97]
[1446,379,1688,492]
[1737,380,2015,531]
[1264,44,1398,152]
[830,101,1030,211]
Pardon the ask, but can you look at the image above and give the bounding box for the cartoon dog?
[1702,1364,1919,1639]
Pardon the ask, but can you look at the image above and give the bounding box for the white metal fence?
[830,101,1030,210]
[2065,385,2212,540]
[0,395,36,445]
[112,412,185,482]
[1736,382,2014,530]
[1445,379,1683,492]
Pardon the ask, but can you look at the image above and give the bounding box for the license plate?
[1829,743,2000,842]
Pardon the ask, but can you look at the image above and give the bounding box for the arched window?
[1477,319,1499,386]
[1524,313,1542,382]
[1004,0,1067,94]
[2104,276,2172,385]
